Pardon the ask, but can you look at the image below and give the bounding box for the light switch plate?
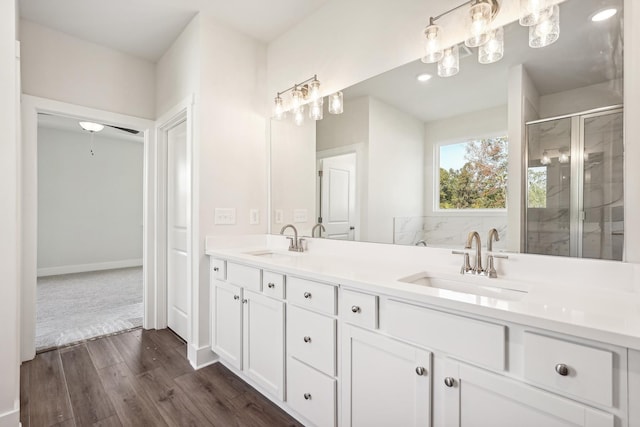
[249,209,260,225]
[214,208,236,225]
[275,210,284,224]
[293,209,308,223]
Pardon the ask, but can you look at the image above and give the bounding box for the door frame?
[21,95,156,361]
[154,95,194,342]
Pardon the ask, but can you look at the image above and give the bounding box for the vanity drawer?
[262,271,285,299]
[523,332,613,407]
[287,356,336,427]
[341,289,378,329]
[384,299,505,371]
[226,262,261,292]
[288,305,336,376]
[287,276,337,315]
[211,258,226,280]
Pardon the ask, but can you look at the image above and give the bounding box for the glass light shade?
[465,1,492,48]
[79,121,104,132]
[291,87,303,110]
[309,78,321,102]
[479,27,504,64]
[558,151,569,164]
[309,97,323,120]
[294,105,305,126]
[519,0,551,26]
[328,91,343,114]
[421,24,443,64]
[273,95,286,120]
[529,4,559,48]
[437,45,459,77]
[540,151,551,165]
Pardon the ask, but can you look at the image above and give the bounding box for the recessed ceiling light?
[416,73,432,82]
[591,8,617,22]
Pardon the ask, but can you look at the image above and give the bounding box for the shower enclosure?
[525,106,623,260]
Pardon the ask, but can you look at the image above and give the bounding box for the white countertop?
[205,235,640,350]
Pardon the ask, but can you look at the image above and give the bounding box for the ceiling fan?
[38,112,140,135]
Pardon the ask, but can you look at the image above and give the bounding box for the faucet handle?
[286,237,294,249]
[297,238,306,252]
[491,253,509,260]
[452,250,472,275]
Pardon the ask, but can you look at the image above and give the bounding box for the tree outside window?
[438,136,508,209]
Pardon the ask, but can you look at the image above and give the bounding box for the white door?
[319,153,356,240]
[167,120,189,340]
[242,290,285,399]
[211,281,243,370]
[342,325,432,427]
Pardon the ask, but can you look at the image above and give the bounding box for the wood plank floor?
[21,329,304,427]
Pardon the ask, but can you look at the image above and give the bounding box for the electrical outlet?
[275,209,284,224]
[293,209,308,223]
[214,208,236,225]
[249,209,260,225]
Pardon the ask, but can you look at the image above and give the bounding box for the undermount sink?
[243,249,302,260]
[398,273,528,301]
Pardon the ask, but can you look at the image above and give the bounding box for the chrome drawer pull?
[415,366,426,376]
[351,305,361,313]
[304,292,312,299]
[303,336,312,343]
[268,282,275,289]
[213,267,219,272]
[555,363,569,376]
[444,377,455,387]
[304,393,312,400]
[242,299,248,304]
[233,295,240,300]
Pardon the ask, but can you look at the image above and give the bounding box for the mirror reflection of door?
[167,120,189,340]
[318,153,356,240]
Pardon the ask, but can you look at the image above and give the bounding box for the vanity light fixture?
[558,150,570,164]
[519,0,550,26]
[529,3,559,48]
[328,91,344,115]
[438,45,460,77]
[78,121,104,133]
[421,18,443,64]
[465,0,493,47]
[273,75,343,124]
[591,8,617,22]
[540,151,551,165]
[479,26,504,64]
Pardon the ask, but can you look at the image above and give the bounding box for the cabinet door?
[342,325,432,427]
[211,281,243,370]
[434,359,614,427]
[243,290,285,400]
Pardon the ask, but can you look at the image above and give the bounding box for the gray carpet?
[36,267,143,351]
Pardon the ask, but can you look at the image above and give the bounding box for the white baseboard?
[37,258,143,277]
[188,344,218,370]
[0,406,20,427]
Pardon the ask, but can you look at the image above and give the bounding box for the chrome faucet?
[280,224,304,252]
[415,240,427,247]
[464,231,483,274]
[311,223,326,238]
[486,228,508,278]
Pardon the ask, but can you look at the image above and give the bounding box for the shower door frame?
[523,104,623,258]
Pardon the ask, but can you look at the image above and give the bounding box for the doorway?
[317,152,357,240]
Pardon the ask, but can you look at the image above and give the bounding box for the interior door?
[167,120,189,340]
[319,153,356,240]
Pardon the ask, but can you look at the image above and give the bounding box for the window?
[437,136,508,210]
[527,166,547,208]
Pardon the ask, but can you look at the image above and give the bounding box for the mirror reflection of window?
[437,136,508,210]
[527,166,548,209]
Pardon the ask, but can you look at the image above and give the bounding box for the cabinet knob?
[304,393,312,400]
[304,292,312,299]
[303,336,312,343]
[444,377,456,387]
[555,363,569,376]
[415,366,426,376]
[233,295,240,300]
[268,282,275,289]
[351,305,361,313]
[213,267,219,272]
[242,299,248,304]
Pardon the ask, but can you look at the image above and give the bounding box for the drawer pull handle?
[233,295,240,300]
[213,267,219,272]
[444,377,456,387]
[242,299,248,304]
[415,366,426,376]
[304,393,312,400]
[304,292,312,299]
[303,336,312,343]
[555,363,569,376]
[351,305,361,313]
[268,282,275,289]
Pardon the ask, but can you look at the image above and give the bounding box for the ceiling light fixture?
[78,121,104,133]
[273,75,343,125]
[591,8,617,22]
[416,73,433,82]
[519,0,550,26]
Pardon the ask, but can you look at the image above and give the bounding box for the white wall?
[539,80,623,118]
[37,126,143,276]
[317,96,369,152]
[0,0,20,424]
[20,20,156,120]
[367,97,424,244]
[424,105,508,248]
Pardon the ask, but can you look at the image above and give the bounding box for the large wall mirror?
[270,0,624,260]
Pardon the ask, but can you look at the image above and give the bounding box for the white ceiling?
[344,0,623,123]
[19,0,329,61]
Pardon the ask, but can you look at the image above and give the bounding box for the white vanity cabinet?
[342,324,432,427]
[210,260,285,400]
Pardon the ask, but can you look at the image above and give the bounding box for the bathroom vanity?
[206,234,640,427]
